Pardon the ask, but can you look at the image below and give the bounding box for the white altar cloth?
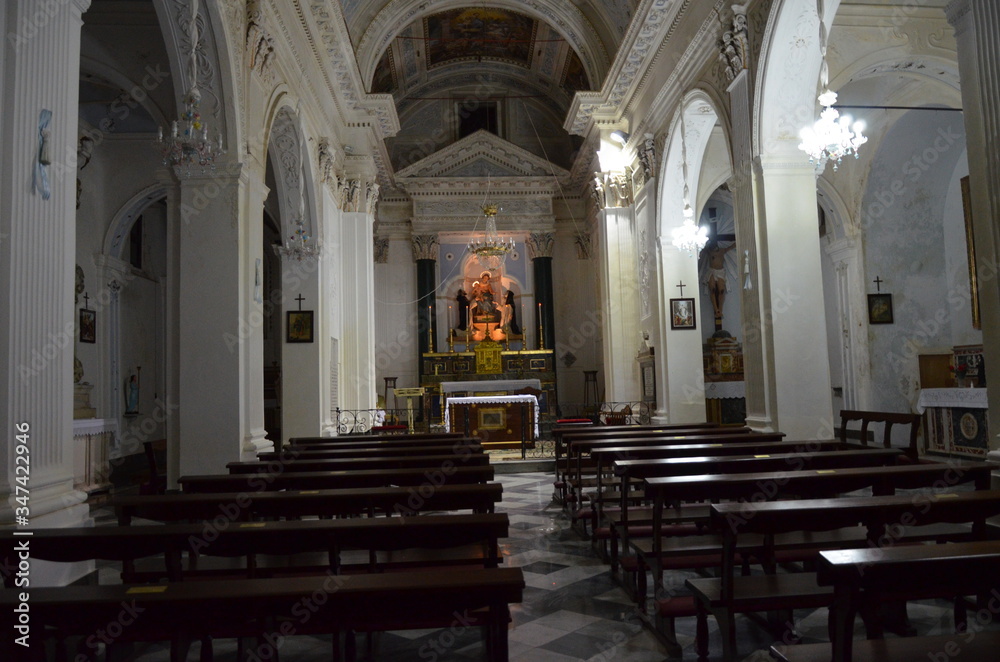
[444,394,540,437]
[916,388,988,414]
[704,381,746,399]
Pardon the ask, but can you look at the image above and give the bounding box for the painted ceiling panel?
[424,8,537,70]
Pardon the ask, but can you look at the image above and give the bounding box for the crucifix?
[873,276,883,293]
[676,281,687,297]
[82,292,90,310]
[295,294,305,311]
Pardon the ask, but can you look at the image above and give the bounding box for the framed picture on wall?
[669,298,696,330]
[286,310,314,343]
[79,309,96,343]
[867,293,894,324]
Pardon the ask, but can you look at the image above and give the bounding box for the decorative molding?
[366,181,380,214]
[719,4,749,83]
[526,232,555,260]
[574,231,593,259]
[411,234,439,262]
[343,178,362,212]
[317,138,337,186]
[373,237,389,263]
[396,130,569,181]
[246,0,276,81]
[593,171,632,209]
[637,133,657,179]
[639,226,651,318]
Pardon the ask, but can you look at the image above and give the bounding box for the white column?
[595,206,642,403]
[0,0,92,583]
[755,159,835,439]
[338,178,377,411]
[947,0,1000,457]
[242,171,269,457]
[279,253,323,441]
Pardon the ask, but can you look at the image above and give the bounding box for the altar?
[445,394,539,447]
[918,387,990,457]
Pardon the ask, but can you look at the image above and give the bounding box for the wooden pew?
[0,514,510,584]
[291,431,466,444]
[226,452,490,474]
[589,440,854,565]
[687,488,1000,662]
[290,436,481,452]
[0,568,525,662]
[564,431,782,514]
[256,443,484,460]
[178,465,495,493]
[772,540,1000,662]
[638,461,994,655]
[114,482,505,524]
[839,409,921,461]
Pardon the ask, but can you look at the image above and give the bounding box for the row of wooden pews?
[559,411,1000,661]
[1,431,524,662]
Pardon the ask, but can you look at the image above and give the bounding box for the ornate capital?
[366,181,380,215]
[246,0,275,79]
[373,237,389,264]
[317,138,338,187]
[343,178,362,212]
[593,172,632,209]
[637,133,657,180]
[720,5,750,83]
[411,234,439,262]
[526,232,555,260]
[574,232,593,260]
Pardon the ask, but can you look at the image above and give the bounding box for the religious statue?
[317,139,335,184]
[456,288,469,331]
[125,369,140,415]
[470,271,499,321]
[702,240,736,322]
[500,290,520,335]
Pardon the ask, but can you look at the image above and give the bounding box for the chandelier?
[671,203,708,256]
[156,0,222,172]
[671,112,708,256]
[468,202,515,270]
[274,163,319,261]
[798,1,866,173]
[798,90,867,172]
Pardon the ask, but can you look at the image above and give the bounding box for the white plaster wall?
[862,111,970,415]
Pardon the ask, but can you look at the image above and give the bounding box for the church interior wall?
[552,220,600,404]
[374,237,421,392]
[860,109,972,416]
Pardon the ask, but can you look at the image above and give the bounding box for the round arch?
[356,0,609,93]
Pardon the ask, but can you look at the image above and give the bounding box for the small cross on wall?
[873,276,883,293]
[676,281,687,297]
[295,294,305,311]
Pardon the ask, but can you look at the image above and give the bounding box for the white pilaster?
[595,207,642,402]
[174,161,266,477]
[340,208,377,411]
[280,252,323,441]
[242,171,270,457]
[947,0,1000,451]
[755,158,835,439]
[0,0,92,583]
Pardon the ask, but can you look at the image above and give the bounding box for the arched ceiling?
[370,7,591,111]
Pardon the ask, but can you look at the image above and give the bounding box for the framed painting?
[286,310,314,343]
[79,309,96,343]
[868,293,893,325]
[670,298,696,330]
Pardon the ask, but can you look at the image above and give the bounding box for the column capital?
[526,232,555,260]
[945,0,972,34]
[593,171,633,209]
[411,234,439,261]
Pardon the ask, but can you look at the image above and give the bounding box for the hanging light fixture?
[671,113,709,256]
[275,160,320,261]
[798,1,866,172]
[468,185,515,271]
[156,0,223,173]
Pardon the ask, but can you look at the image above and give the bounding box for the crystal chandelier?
[798,1,866,173]
[671,113,708,256]
[672,202,708,256]
[798,90,867,172]
[468,202,515,271]
[156,0,222,172]
[274,163,320,261]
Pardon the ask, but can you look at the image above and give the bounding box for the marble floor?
[90,472,965,661]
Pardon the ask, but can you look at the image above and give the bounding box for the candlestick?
[466,305,471,350]
[427,305,434,353]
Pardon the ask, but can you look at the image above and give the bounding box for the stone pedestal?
[74,383,97,419]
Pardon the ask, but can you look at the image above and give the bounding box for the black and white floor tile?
[88,472,962,661]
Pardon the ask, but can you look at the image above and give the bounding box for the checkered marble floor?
[89,472,963,661]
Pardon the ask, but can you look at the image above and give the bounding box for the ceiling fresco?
[424,8,537,69]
